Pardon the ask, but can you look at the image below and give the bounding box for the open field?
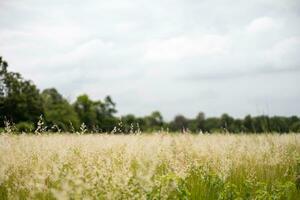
[0,133,300,199]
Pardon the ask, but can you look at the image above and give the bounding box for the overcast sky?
[0,0,300,120]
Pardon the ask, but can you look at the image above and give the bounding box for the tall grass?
[0,133,300,199]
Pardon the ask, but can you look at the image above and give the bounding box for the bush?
[16,122,34,133]
[291,122,300,132]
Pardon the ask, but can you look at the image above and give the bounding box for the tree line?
[1,57,300,133]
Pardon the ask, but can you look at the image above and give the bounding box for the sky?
[0,0,300,120]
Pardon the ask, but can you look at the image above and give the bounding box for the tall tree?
[195,112,206,132]
[144,111,164,131]
[243,115,254,132]
[95,96,118,132]
[42,88,80,131]
[170,115,188,132]
[73,94,97,129]
[220,113,234,131]
[0,57,44,125]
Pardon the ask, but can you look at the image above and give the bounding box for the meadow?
[0,133,300,200]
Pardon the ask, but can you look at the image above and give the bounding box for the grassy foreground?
[0,133,300,199]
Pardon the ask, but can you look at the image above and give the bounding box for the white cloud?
[45,39,115,68]
[1,0,300,119]
[246,17,278,33]
[143,34,229,62]
[265,36,300,69]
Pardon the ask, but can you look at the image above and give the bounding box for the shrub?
[16,122,34,133]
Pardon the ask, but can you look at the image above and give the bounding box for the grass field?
[0,133,300,199]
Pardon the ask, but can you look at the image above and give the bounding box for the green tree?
[243,115,254,133]
[73,94,97,129]
[204,117,221,133]
[291,121,300,132]
[170,115,188,132]
[42,88,80,131]
[95,96,118,132]
[252,116,270,133]
[220,113,234,132]
[0,57,44,125]
[144,111,164,131]
[269,116,289,133]
[121,114,137,133]
[73,94,118,132]
[195,112,206,132]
